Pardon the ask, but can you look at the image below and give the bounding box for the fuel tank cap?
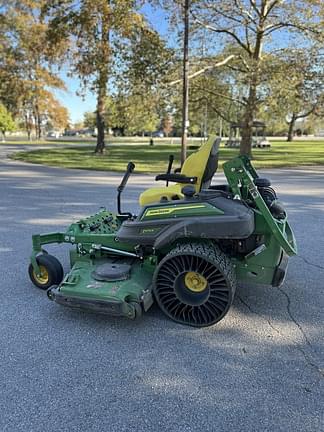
[181,185,196,198]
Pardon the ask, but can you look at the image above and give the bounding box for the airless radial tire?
[153,242,236,327]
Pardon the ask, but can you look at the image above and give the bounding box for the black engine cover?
[116,196,255,249]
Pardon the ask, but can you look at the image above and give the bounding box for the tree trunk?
[240,10,265,156]
[24,112,32,140]
[240,83,257,156]
[287,114,296,142]
[37,116,42,139]
[33,114,38,139]
[94,12,110,154]
[95,85,106,154]
[34,102,42,139]
[33,114,41,139]
[181,0,190,166]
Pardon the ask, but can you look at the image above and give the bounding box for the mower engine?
[254,178,286,220]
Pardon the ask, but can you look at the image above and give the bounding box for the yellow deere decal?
[145,205,206,217]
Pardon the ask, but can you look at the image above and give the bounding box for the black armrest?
[155,173,197,184]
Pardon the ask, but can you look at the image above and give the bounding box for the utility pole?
[181,0,190,166]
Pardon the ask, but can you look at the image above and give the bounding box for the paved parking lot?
[0,148,323,431]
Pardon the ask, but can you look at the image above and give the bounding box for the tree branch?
[295,105,318,119]
[233,0,257,24]
[208,103,235,123]
[249,0,261,18]
[190,95,235,123]
[194,85,246,106]
[168,55,236,86]
[245,25,252,52]
[226,64,249,74]
[264,0,283,19]
[264,22,320,36]
[238,55,251,71]
[190,11,252,54]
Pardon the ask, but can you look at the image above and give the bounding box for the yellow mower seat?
[139,136,220,206]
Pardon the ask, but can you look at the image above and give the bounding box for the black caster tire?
[153,242,236,327]
[29,254,64,290]
[129,302,143,319]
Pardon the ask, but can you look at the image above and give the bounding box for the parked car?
[152,131,164,138]
[47,131,61,138]
[63,130,79,136]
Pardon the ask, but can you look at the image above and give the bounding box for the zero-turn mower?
[28,136,297,327]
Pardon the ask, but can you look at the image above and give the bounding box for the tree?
[0,103,15,141]
[161,114,174,136]
[282,52,323,142]
[45,0,144,154]
[0,14,22,117]
[44,96,70,132]
[0,0,67,139]
[262,48,323,141]
[124,97,160,135]
[191,0,323,155]
[111,23,176,136]
[103,94,160,136]
[83,112,97,130]
[120,25,175,91]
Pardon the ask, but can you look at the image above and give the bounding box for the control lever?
[166,155,174,187]
[118,162,135,193]
[117,162,135,217]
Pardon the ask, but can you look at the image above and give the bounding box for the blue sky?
[55,4,170,124]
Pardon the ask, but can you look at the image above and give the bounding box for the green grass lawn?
[9,140,324,173]
[2,139,78,145]
[3,136,200,146]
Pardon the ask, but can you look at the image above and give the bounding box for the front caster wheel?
[153,242,236,327]
[129,302,143,320]
[28,254,64,290]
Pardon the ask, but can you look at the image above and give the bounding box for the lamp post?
[181,0,190,165]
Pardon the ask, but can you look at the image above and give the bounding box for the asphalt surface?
[0,145,323,432]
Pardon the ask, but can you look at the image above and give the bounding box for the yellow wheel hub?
[184,271,207,293]
[33,265,49,285]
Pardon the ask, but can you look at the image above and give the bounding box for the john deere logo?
[141,228,160,234]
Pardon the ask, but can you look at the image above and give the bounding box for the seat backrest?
[181,136,221,191]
